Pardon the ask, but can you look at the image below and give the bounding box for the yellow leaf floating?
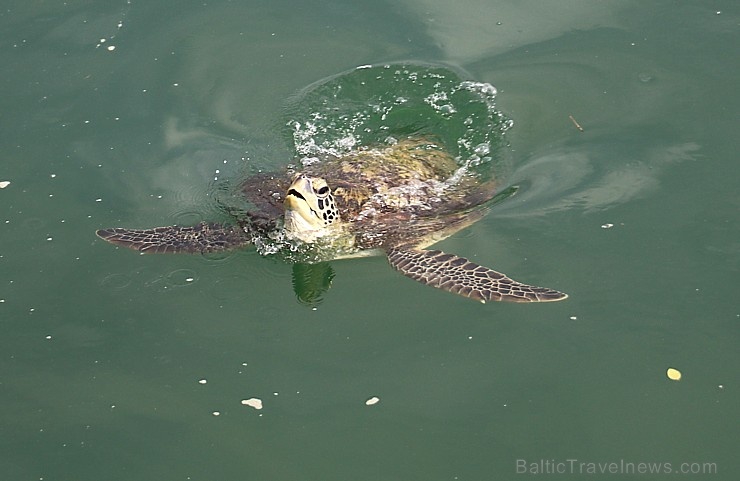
[666,368,682,381]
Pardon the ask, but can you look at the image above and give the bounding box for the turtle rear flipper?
[386,247,568,303]
[96,222,251,254]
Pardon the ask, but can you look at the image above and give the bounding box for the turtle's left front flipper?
[96,222,251,254]
[387,247,568,303]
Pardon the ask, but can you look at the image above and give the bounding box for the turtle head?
[283,174,339,241]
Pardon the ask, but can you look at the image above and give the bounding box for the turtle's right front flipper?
[96,222,251,254]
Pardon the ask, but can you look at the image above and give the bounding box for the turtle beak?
[284,176,324,230]
[285,177,312,210]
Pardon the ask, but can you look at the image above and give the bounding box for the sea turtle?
[96,138,567,303]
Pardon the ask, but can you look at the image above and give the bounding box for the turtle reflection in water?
[97,138,567,304]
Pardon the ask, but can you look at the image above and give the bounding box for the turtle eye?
[317,186,330,196]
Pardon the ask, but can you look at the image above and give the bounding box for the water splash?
[283,63,511,179]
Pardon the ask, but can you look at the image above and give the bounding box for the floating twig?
[568,114,584,132]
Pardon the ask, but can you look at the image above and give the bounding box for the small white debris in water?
[45,335,52,340]
[198,379,207,384]
[241,398,263,410]
[601,223,614,229]
[666,368,682,381]
[95,198,102,202]
[241,362,248,366]
[356,64,372,69]
[185,277,194,282]
[0,181,10,189]
[46,237,53,241]
[718,384,724,389]
[173,83,179,87]
[570,316,577,320]
[99,38,106,43]
[467,336,473,340]
[365,396,380,406]
[212,411,221,416]
[50,174,57,178]
[107,45,116,52]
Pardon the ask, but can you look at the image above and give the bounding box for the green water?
[1,1,737,480]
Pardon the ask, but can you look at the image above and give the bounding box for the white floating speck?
[0,181,10,189]
[99,38,106,43]
[212,411,221,416]
[241,398,263,410]
[198,379,207,384]
[45,335,52,340]
[365,396,380,406]
[601,223,614,229]
[357,64,372,69]
[185,277,194,282]
[95,198,102,202]
[569,316,577,320]
[718,384,724,389]
[666,367,682,381]
[173,82,179,87]
[107,45,116,52]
